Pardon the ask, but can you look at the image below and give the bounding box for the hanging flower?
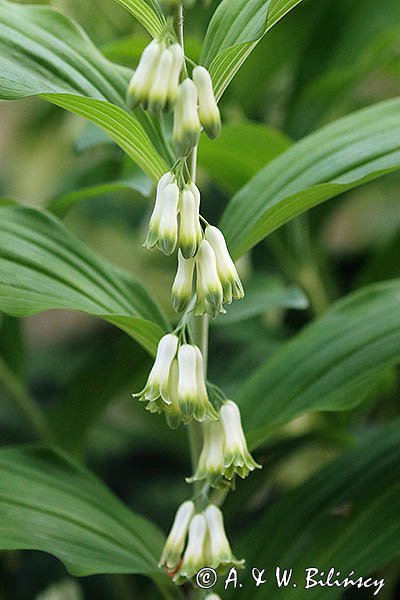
[220,400,261,480]
[177,344,217,423]
[204,505,244,570]
[205,225,244,304]
[144,173,180,255]
[188,400,261,485]
[195,239,225,319]
[192,66,221,139]
[171,250,195,313]
[132,333,178,408]
[147,47,174,114]
[186,421,225,487]
[175,513,208,581]
[171,250,195,312]
[173,78,201,156]
[159,500,195,570]
[179,186,200,259]
[127,40,183,112]
[127,40,162,109]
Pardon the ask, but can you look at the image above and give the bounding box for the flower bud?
[147,47,174,114]
[166,43,184,110]
[179,187,199,258]
[159,500,195,570]
[205,225,244,303]
[192,66,221,139]
[133,333,178,406]
[127,40,162,109]
[157,182,180,255]
[187,421,225,487]
[175,514,207,581]
[173,78,201,156]
[220,401,261,480]
[205,595,222,600]
[195,239,224,319]
[171,251,195,313]
[204,505,244,569]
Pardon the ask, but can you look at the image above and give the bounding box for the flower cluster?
[144,173,202,258]
[127,39,183,113]
[159,501,243,581]
[127,38,220,152]
[144,167,243,317]
[126,9,261,589]
[133,333,217,427]
[188,401,261,487]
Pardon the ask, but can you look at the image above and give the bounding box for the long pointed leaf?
[238,280,400,449]
[112,1,165,38]
[221,98,400,258]
[0,446,165,576]
[202,0,305,99]
[0,0,167,180]
[0,206,168,355]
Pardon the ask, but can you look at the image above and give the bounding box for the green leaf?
[202,0,305,99]
[221,98,400,258]
[233,421,400,599]
[0,206,168,355]
[0,445,165,576]
[212,276,308,327]
[198,120,291,193]
[0,0,167,181]
[238,280,400,449]
[112,1,165,38]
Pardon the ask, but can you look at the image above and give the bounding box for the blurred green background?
[0,0,399,598]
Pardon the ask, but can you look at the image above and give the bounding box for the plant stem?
[0,354,53,443]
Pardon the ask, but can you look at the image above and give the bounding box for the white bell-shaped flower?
[179,187,199,259]
[187,421,225,487]
[175,513,208,581]
[157,182,180,255]
[144,172,176,250]
[159,500,195,570]
[195,239,224,319]
[147,47,174,114]
[204,505,244,570]
[132,333,178,406]
[205,225,244,304]
[220,401,261,479]
[177,344,198,419]
[171,250,195,313]
[166,43,184,110]
[192,66,221,139]
[127,40,162,109]
[173,78,201,156]
[205,595,222,600]
[177,344,217,422]
[144,175,180,255]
